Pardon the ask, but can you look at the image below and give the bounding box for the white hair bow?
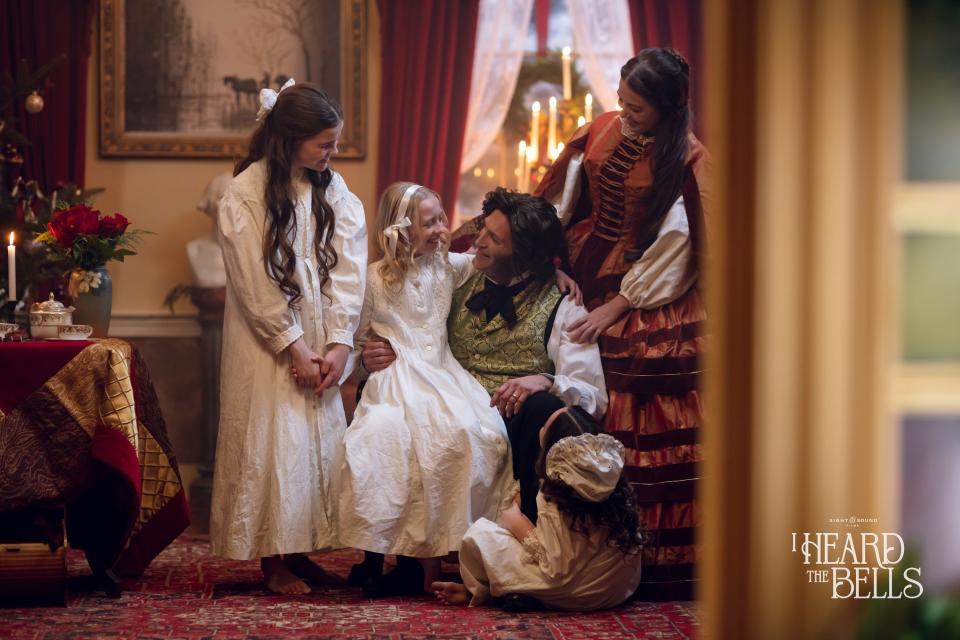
[383,216,412,260]
[256,78,296,121]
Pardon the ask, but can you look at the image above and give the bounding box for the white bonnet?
[545,433,625,502]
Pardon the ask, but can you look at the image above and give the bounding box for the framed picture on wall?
[99,0,366,158]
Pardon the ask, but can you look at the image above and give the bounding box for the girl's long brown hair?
[621,47,691,262]
[235,83,343,307]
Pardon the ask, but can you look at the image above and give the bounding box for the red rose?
[49,204,101,248]
[73,206,101,236]
[99,213,130,238]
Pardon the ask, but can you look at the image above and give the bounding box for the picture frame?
[99,0,366,159]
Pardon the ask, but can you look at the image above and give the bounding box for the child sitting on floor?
[431,406,643,611]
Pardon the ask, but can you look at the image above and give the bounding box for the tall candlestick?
[7,232,15,302]
[530,101,541,162]
[585,92,593,122]
[548,96,558,159]
[561,46,572,100]
[517,140,527,191]
[524,145,536,192]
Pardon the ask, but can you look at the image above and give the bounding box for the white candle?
[548,96,558,160]
[585,92,593,122]
[517,140,527,190]
[530,101,541,162]
[561,46,572,100]
[50,190,58,213]
[7,232,15,302]
[577,115,586,128]
[524,145,536,192]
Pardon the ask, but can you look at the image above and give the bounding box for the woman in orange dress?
[535,47,707,601]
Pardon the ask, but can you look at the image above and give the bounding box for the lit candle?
[548,96,558,160]
[556,142,565,158]
[577,115,586,128]
[525,145,536,192]
[585,92,593,122]
[7,232,15,302]
[530,101,541,162]
[561,46,572,100]
[517,140,527,191]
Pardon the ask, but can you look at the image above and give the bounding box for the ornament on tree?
[24,91,44,114]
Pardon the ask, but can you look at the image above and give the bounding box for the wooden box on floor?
[0,505,67,606]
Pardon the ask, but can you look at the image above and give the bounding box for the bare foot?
[431,580,470,606]
[284,553,346,586]
[261,556,310,595]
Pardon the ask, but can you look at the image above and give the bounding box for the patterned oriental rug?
[2,535,699,639]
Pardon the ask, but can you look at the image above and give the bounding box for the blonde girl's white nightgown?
[338,251,514,558]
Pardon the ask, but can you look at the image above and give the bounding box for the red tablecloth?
[0,338,190,576]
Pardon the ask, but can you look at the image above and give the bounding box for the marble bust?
[188,173,231,288]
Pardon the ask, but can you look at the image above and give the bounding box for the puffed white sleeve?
[447,251,476,287]
[218,189,304,355]
[619,196,697,309]
[546,297,608,418]
[321,186,368,349]
[520,497,576,580]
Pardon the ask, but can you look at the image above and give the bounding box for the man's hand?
[361,337,396,372]
[568,294,631,343]
[491,374,552,418]
[555,269,582,305]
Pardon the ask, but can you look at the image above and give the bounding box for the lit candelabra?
[515,47,594,192]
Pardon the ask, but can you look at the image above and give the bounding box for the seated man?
[363,187,607,523]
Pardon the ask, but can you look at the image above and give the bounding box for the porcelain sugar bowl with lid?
[30,293,76,339]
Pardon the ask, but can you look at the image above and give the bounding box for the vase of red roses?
[36,203,146,337]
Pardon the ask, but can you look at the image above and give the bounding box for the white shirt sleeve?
[217,189,304,355]
[546,296,609,418]
[321,179,368,349]
[554,152,584,226]
[447,251,477,287]
[619,196,698,309]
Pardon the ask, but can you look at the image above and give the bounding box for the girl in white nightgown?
[337,182,515,594]
[210,81,367,595]
[432,406,644,611]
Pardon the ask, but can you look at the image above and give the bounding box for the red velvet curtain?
[0,0,95,190]
[626,0,704,138]
[376,0,479,216]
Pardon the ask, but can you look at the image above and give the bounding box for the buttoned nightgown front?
[338,252,514,558]
[210,161,366,560]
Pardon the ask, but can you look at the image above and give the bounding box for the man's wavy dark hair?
[535,406,644,555]
[477,187,571,282]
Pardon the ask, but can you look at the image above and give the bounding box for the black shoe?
[348,551,385,588]
[497,593,543,612]
[347,562,368,587]
[363,558,424,597]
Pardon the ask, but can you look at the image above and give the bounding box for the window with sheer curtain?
[454,0,633,224]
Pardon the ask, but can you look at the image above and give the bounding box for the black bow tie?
[464,278,531,328]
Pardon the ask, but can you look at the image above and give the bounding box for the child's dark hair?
[235,83,343,307]
[476,187,571,281]
[535,406,643,555]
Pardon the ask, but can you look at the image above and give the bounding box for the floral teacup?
[57,324,93,340]
[0,323,17,339]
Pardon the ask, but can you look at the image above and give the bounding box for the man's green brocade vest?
[448,272,562,395]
